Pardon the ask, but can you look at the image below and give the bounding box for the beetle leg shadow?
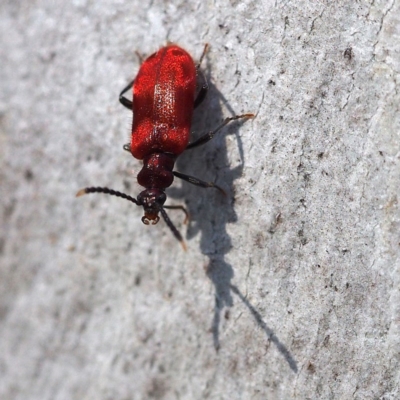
[206,258,234,351]
[206,261,297,373]
[229,284,298,372]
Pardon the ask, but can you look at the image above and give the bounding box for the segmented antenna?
[76,187,139,206]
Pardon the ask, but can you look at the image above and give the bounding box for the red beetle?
[77,44,253,249]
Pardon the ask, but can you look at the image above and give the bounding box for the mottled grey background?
[1,1,399,399]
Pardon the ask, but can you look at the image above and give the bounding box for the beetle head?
[137,189,167,225]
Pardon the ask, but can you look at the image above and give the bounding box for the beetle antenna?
[159,207,187,251]
[76,187,140,206]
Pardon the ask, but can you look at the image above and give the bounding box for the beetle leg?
[135,50,144,64]
[173,171,226,195]
[159,207,187,251]
[119,79,135,110]
[194,44,209,109]
[186,113,254,149]
[197,43,209,68]
[164,204,190,224]
[194,69,208,109]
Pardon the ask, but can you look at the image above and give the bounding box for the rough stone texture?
[1,1,399,399]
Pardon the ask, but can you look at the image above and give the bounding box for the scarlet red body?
[129,45,197,192]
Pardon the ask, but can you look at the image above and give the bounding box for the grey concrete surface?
[1,1,399,399]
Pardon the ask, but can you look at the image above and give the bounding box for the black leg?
[196,43,208,69]
[194,44,209,109]
[159,208,187,251]
[194,69,208,109]
[186,113,254,150]
[119,79,135,110]
[173,171,226,195]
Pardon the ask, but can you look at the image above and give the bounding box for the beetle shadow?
[167,75,297,372]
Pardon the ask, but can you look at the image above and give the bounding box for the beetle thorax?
[137,153,176,190]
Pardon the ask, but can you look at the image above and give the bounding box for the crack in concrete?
[371,0,395,59]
